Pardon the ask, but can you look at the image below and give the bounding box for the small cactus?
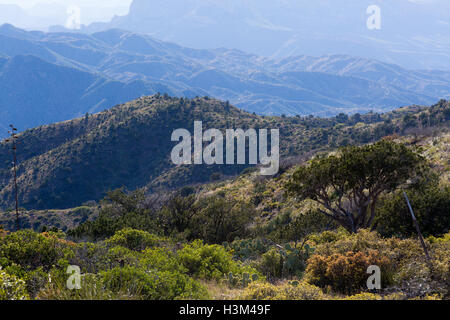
[227,272,238,287]
[242,273,251,287]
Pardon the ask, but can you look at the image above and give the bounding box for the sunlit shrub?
[101,266,208,300]
[104,246,140,269]
[340,292,406,300]
[105,228,166,251]
[307,229,449,298]
[0,230,74,271]
[0,268,29,300]
[177,240,255,281]
[36,273,141,300]
[308,228,350,245]
[241,281,325,300]
[306,250,393,295]
[140,247,187,274]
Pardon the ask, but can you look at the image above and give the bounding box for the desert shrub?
[139,247,187,274]
[22,267,49,298]
[305,250,393,295]
[105,228,166,251]
[309,229,419,262]
[258,249,284,279]
[428,231,450,244]
[300,228,448,298]
[70,242,110,274]
[36,273,141,300]
[0,268,29,300]
[410,294,443,300]
[225,239,270,261]
[177,240,247,280]
[104,246,140,269]
[274,282,325,300]
[392,234,450,299]
[265,209,338,243]
[0,230,74,271]
[101,266,207,300]
[240,282,279,300]
[70,210,159,240]
[341,292,406,300]
[241,281,325,300]
[190,196,256,243]
[258,244,314,280]
[308,228,350,245]
[68,189,159,240]
[376,185,450,238]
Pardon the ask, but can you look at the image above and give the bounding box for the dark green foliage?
[158,194,198,236]
[287,140,425,233]
[258,244,314,280]
[190,196,256,243]
[224,239,270,261]
[105,228,167,251]
[68,189,159,240]
[376,184,450,238]
[263,209,337,243]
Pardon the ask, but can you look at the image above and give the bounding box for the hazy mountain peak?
[82,0,450,70]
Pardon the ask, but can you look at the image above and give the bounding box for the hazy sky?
[0,0,132,9]
[0,0,445,31]
[0,0,132,29]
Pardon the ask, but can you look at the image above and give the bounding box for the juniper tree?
[286,140,424,233]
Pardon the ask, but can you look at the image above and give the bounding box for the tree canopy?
[286,140,425,233]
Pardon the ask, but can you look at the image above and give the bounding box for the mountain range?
[0,24,449,137]
[79,0,450,70]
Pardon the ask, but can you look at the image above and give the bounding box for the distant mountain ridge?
[0,24,449,136]
[80,0,450,70]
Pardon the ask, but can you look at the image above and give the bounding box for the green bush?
[177,240,257,281]
[258,244,312,280]
[0,268,29,300]
[225,239,269,261]
[376,185,450,238]
[0,230,74,271]
[101,266,208,300]
[191,196,256,243]
[259,249,283,279]
[105,228,166,251]
[177,240,237,280]
[140,247,187,274]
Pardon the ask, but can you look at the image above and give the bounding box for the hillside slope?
[0,55,168,134]
[0,96,448,210]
